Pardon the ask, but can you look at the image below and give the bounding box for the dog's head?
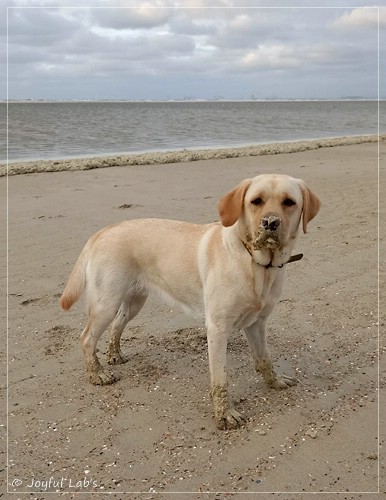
[217,174,320,251]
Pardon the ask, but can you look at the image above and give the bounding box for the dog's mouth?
[249,228,282,251]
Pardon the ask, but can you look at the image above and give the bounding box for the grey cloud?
[3,3,384,100]
[7,8,82,46]
[89,6,172,30]
[168,13,217,37]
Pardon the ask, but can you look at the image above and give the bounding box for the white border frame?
[5,4,381,495]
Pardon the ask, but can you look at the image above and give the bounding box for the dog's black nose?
[261,215,281,231]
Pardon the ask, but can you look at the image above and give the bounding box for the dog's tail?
[60,231,100,311]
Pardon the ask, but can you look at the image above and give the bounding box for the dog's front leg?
[244,318,297,389]
[207,322,244,430]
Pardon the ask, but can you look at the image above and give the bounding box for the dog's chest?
[233,267,285,329]
[253,267,284,310]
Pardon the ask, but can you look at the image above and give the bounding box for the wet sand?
[2,139,385,498]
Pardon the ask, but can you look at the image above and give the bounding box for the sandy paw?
[270,373,297,389]
[216,408,245,430]
[257,361,297,390]
[107,350,128,365]
[212,385,245,430]
[88,369,120,385]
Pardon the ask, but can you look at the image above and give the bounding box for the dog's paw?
[211,385,246,430]
[107,351,128,365]
[88,369,120,385]
[270,373,297,389]
[256,361,297,390]
[216,408,245,430]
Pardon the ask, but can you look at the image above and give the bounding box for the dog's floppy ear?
[300,182,321,233]
[217,179,251,227]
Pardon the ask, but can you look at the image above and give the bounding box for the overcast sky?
[2,0,385,100]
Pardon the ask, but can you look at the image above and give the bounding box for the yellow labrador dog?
[61,174,320,430]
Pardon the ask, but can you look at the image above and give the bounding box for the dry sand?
[2,139,385,498]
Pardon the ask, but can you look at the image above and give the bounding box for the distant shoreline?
[1,134,384,177]
[1,98,384,104]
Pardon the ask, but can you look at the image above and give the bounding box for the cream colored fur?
[61,174,320,430]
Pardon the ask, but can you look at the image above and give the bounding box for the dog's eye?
[283,198,296,207]
[251,197,263,206]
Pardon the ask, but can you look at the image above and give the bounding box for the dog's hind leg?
[107,292,148,365]
[80,304,119,385]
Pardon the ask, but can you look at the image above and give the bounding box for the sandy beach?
[2,139,385,498]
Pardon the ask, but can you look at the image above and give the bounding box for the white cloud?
[174,0,231,8]
[229,14,253,32]
[333,6,386,29]
[239,44,301,70]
